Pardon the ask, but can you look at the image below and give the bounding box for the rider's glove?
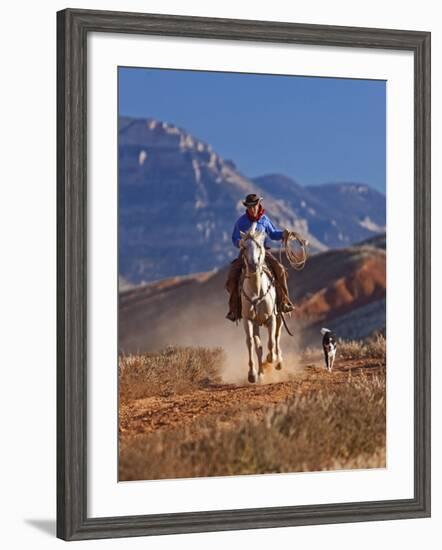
[283,229,296,241]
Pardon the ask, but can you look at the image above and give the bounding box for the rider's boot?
[226,292,241,321]
[226,311,238,322]
[280,301,295,314]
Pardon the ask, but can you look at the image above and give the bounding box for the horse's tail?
[280,312,295,336]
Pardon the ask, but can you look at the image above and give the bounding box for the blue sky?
[119,67,386,193]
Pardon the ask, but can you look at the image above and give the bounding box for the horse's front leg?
[244,319,257,383]
[274,314,283,370]
[266,315,277,364]
[253,324,264,380]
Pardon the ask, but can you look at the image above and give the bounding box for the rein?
[240,237,274,322]
[240,283,273,319]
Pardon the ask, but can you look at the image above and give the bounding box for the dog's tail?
[320,327,331,335]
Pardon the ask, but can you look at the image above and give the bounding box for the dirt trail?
[119,357,384,441]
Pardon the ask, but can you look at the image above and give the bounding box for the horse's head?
[239,223,266,275]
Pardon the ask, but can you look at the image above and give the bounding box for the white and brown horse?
[239,223,283,383]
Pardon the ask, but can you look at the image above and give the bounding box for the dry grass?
[337,333,386,360]
[119,346,223,402]
[302,333,386,361]
[119,338,386,480]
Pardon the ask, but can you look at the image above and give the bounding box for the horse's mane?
[240,222,265,246]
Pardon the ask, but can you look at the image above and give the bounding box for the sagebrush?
[119,341,386,481]
[119,346,223,402]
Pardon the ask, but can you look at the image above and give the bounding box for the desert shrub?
[119,370,386,481]
[338,333,386,360]
[119,346,224,402]
[302,333,386,362]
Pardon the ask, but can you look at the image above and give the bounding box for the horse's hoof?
[248,372,257,383]
[266,353,274,364]
[275,362,283,371]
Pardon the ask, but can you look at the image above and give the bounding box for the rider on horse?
[225,193,296,322]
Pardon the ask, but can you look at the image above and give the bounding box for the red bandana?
[246,205,265,222]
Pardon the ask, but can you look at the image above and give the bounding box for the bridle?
[240,232,265,278]
[239,232,276,320]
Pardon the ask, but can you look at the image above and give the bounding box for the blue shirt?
[231,212,284,249]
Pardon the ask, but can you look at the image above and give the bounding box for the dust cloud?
[154,305,308,384]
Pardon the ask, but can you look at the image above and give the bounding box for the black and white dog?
[321,328,337,372]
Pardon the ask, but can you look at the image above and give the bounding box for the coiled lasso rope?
[279,230,309,271]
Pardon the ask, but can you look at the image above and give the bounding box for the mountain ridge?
[119,116,385,283]
[119,235,386,352]
[253,174,385,249]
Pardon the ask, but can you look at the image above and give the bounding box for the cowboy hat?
[242,193,263,207]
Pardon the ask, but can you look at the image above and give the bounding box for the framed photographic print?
[57,8,431,541]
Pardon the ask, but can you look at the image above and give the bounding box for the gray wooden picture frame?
[57,8,431,541]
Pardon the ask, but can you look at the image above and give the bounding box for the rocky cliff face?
[119,117,325,283]
[119,117,384,284]
[253,174,386,249]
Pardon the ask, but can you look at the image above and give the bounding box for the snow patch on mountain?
[359,216,386,233]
